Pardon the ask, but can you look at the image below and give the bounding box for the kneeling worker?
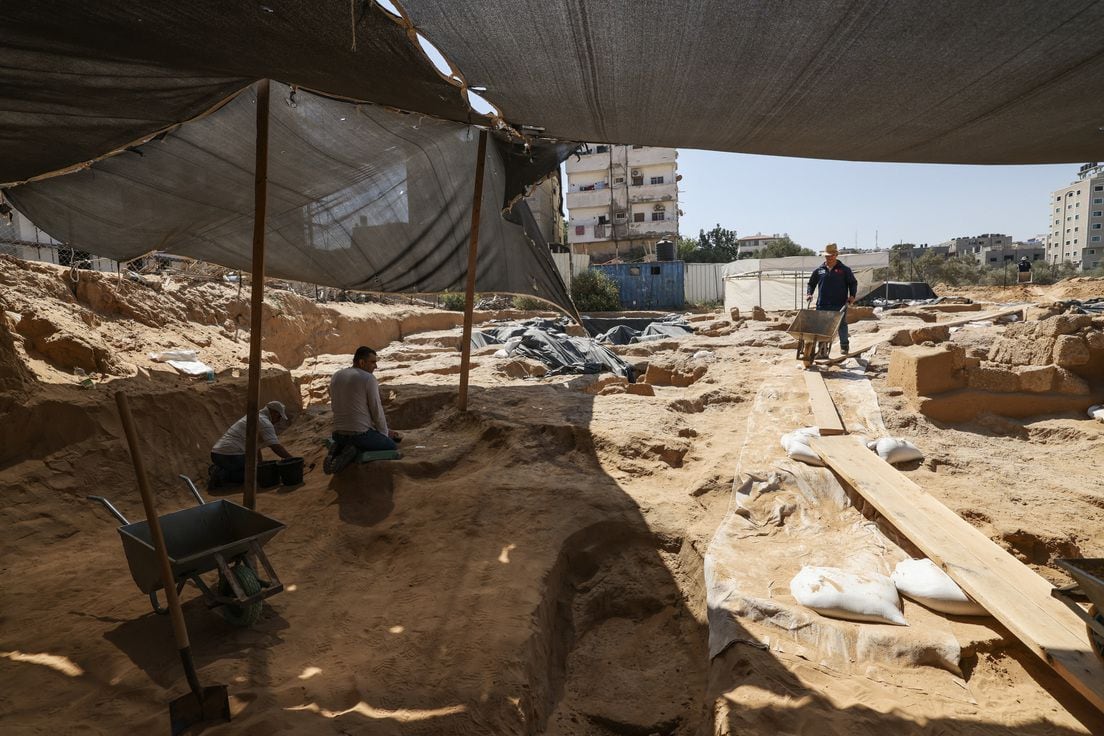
[325,346,401,474]
[210,400,293,486]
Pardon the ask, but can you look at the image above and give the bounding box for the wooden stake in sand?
[243,79,270,511]
[457,129,488,413]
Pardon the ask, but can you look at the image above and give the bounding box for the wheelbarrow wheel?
[218,563,263,627]
[1089,605,1104,664]
[799,340,816,368]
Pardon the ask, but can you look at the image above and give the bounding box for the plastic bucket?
[257,460,281,488]
[277,456,304,485]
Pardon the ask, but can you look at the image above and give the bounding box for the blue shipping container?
[592,261,685,310]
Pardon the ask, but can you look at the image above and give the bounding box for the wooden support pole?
[243,79,270,511]
[457,129,488,412]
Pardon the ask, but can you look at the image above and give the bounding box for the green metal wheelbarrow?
[787,306,846,368]
[88,475,285,627]
[1052,558,1104,662]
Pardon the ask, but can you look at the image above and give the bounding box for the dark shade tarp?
[0,1,481,185]
[856,281,938,304]
[402,0,1104,163]
[6,83,574,313]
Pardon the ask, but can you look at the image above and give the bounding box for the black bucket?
[257,460,281,488]
[277,456,304,486]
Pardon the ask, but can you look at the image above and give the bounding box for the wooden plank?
[810,434,1104,713]
[803,370,846,435]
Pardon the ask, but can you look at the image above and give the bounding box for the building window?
[615,211,627,221]
[614,176,625,184]
[631,176,644,186]
[989,257,997,262]
[575,225,585,235]
[595,145,608,153]
[1094,223,1103,229]
[1095,198,1104,204]
[651,212,665,221]
[650,266,661,275]
[1093,211,1102,216]
[633,212,645,222]
[598,215,609,225]
[650,176,664,185]
[1093,236,1102,242]
[1095,185,1103,191]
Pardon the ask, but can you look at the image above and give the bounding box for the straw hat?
[821,243,839,257]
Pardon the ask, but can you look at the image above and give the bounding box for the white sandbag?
[868,437,924,464]
[1088,404,1104,423]
[790,566,907,625]
[891,558,987,617]
[779,427,823,466]
[493,348,510,358]
[149,349,198,363]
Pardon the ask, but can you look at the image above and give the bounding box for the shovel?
[115,391,231,735]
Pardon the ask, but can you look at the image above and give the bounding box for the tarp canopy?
[6,83,575,313]
[723,253,890,313]
[4,1,1104,184]
[401,0,1104,164]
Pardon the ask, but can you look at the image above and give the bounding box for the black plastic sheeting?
[6,83,575,314]
[594,321,694,346]
[473,319,635,380]
[402,0,1104,164]
[856,282,937,305]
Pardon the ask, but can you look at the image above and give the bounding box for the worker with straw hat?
[805,243,857,354]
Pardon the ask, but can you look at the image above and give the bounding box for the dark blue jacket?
[807,260,857,308]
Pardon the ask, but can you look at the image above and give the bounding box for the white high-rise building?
[1046,162,1104,271]
[564,144,679,260]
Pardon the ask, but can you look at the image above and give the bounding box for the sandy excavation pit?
[2,262,1104,734]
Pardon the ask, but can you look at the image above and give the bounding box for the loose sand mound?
[1,264,1102,735]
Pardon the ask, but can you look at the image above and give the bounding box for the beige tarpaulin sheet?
[705,363,974,694]
[722,253,890,314]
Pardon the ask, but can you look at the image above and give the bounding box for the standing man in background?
[805,243,857,355]
[325,346,402,474]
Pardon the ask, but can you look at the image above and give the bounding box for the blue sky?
[672,150,1079,249]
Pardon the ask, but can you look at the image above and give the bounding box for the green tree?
[759,235,816,258]
[571,269,621,312]
[683,225,739,262]
[676,237,699,261]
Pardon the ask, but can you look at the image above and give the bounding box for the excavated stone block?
[1026,303,1063,321]
[1052,335,1090,367]
[625,383,655,396]
[909,324,950,344]
[965,365,1019,392]
[1013,365,1056,393]
[889,329,913,347]
[751,306,767,321]
[1039,314,1093,337]
[1084,329,1104,351]
[918,391,1097,423]
[1053,367,1091,395]
[887,344,966,397]
[729,307,740,321]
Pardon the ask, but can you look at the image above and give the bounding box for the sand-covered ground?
[1,258,1102,735]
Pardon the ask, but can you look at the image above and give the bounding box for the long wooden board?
[810,434,1104,713]
[803,370,846,435]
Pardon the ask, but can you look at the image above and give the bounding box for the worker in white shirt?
[209,400,293,486]
[324,346,401,474]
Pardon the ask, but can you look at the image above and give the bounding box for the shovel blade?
[170,685,230,736]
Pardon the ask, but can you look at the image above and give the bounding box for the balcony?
[628,186,677,204]
[628,219,679,237]
[566,187,613,209]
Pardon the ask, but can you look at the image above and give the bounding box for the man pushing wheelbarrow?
[804,243,857,356]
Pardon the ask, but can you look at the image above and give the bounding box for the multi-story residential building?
[565,144,679,260]
[736,233,781,257]
[944,233,1013,263]
[523,172,564,247]
[1046,162,1104,271]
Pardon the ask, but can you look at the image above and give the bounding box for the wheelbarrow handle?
[178,474,206,506]
[87,495,130,525]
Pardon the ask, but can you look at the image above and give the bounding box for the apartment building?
[736,233,781,257]
[523,172,564,246]
[565,144,679,260]
[1046,162,1104,271]
[942,233,1013,262]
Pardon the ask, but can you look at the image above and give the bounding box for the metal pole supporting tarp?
[243,79,270,511]
[457,129,488,412]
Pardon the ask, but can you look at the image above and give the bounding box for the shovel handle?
[115,392,191,653]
